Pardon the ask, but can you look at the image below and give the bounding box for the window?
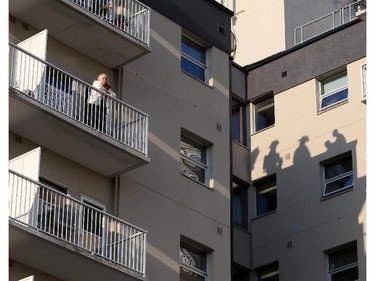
[233,264,250,281]
[180,243,208,281]
[232,98,248,145]
[322,153,353,197]
[255,176,277,217]
[180,133,209,185]
[232,180,248,229]
[81,196,105,237]
[361,64,366,100]
[181,35,207,83]
[326,242,358,281]
[253,95,275,132]
[319,71,348,110]
[257,263,279,281]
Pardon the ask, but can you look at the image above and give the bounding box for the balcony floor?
[9,0,151,68]
[9,89,150,177]
[9,220,145,281]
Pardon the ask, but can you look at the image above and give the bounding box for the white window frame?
[326,243,358,281]
[254,176,277,217]
[180,134,209,186]
[181,35,208,83]
[322,154,353,197]
[180,245,208,281]
[361,63,367,100]
[252,95,275,133]
[319,71,348,111]
[257,263,279,281]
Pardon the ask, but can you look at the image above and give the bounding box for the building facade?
[8,1,233,280]
[8,0,367,281]
[231,1,367,280]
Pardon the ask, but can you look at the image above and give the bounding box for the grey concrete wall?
[140,0,233,53]
[247,21,366,101]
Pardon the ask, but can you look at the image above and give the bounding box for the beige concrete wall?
[9,17,117,93]
[9,132,113,211]
[9,261,63,281]
[115,10,231,280]
[232,0,286,66]
[249,58,366,279]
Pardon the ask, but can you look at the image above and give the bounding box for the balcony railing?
[9,43,148,156]
[70,0,150,46]
[294,1,365,45]
[8,170,147,276]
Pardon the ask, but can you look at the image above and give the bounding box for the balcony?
[9,0,151,68]
[9,43,150,176]
[9,170,147,280]
[294,0,364,45]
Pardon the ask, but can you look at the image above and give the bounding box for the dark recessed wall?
[140,0,233,54]
[246,21,366,101]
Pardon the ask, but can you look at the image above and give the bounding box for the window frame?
[322,152,354,198]
[232,97,248,146]
[254,175,277,217]
[326,242,358,281]
[257,262,279,281]
[252,94,275,133]
[180,240,209,281]
[319,71,348,111]
[80,195,106,237]
[180,133,210,186]
[181,35,208,83]
[232,179,249,229]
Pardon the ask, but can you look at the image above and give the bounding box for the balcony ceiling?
[9,221,144,281]
[9,0,151,69]
[9,90,150,177]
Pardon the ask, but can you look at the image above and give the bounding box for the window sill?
[317,99,348,115]
[321,186,354,201]
[181,70,213,89]
[181,173,214,191]
[252,209,277,221]
[232,140,249,149]
[251,124,275,136]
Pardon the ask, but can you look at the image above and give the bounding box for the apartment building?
[231,1,367,280]
[8,1,233,280]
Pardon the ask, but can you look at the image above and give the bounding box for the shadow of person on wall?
[263,140,283,175]
[293,136,311,166]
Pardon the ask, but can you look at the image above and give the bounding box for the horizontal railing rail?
[9,43,148,156]
[294,0,364,45]
[8,170,147,276]
[70,0,150,46]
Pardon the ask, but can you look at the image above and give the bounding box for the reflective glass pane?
[323,73,347,95]
[256,178,277,216]
[325,174,353,194]
[255,97,274,132]
[331,267,358,281]
[182,37,206,64]
[232,106,241,142]
[325,156,352,180]
[321,88,348,109]
[181,57,206,82]
[180,158,205,183]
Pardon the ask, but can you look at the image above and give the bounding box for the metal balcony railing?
[8,170,147,276]
[294,0,365,45]
[9,43,149,156]
[70,0,150,46]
